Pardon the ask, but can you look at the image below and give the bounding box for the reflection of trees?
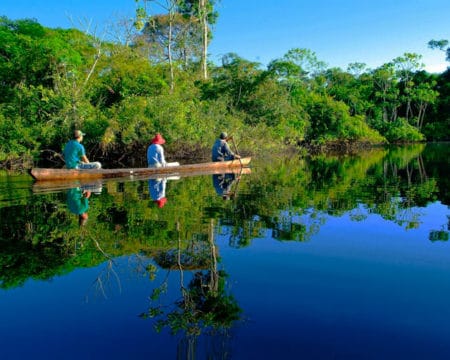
[0,197,76,289]
[366,145,438,228]
[1,144,448,289]
[422,143,450,205]
[429,230,449,242]
[84,238,123,301]
[233,144,441,238]
[141,220,241,359]
[299,144,439,230]
[428,215,450,242]
[270,210,325,241]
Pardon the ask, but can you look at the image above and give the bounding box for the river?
[0,143,449,359]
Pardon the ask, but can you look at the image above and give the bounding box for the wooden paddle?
[229,136,243,166]
[230,166,244,200]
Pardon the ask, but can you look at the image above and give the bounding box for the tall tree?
[411,79,438,130]
[268,48,327,92]
[392,53,424,122]
[371,63,399,123]
[177,0,218,79]
[135,0,184,92]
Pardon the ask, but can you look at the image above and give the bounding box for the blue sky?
[2,0,449,72]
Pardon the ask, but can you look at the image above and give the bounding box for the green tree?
[370,63,400,125]
[392,53,424,122]
[135,0,185,91]
[177,0,219,79]
[268,48,327,92]
[324,66,373,116]
[410,72,439,130]
[304,92,384,144]
[428,39,450,62]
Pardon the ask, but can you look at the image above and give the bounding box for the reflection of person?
[149,178,167,208]
[79,181,103,195]
[67,187,91,226]
[211,132,241,162]
[147,133,167,168]
[213,173,236,200]
[63,130,102,169]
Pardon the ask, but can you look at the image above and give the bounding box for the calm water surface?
[0,143,449,359]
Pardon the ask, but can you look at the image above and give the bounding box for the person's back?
[63,139,84,169]
[212,132,239,162]
[147,133,167,167]
[63,130,101,169]
[211,138,227,161]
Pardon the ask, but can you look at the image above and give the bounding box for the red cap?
[151,133,166,145]
[154,197,167,208]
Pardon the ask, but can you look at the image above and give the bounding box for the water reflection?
[1,144,449,284]
[148,178,168,208]
[0,144,450,358]
[66,187,91,226]
[141,220,241,358]
[212,173,237,200]
[66,182,103,226]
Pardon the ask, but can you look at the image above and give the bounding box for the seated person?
[147,133,167,168]
[211,132,241,162]
[63,130,101,169]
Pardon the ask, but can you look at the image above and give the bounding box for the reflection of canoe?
[32,165,252,194]
[30,157,251,181]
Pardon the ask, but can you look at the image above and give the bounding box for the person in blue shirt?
[63,130,102,169]
[147,133,167,167]
[211,132,241,162]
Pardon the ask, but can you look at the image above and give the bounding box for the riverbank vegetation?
[0,4,449,168]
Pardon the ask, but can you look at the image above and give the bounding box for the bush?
[385,118,425,143]
[305,93,384,144]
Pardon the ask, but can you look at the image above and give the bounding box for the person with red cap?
[147,133,167,168]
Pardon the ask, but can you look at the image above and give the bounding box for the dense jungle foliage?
[0,6,449,168]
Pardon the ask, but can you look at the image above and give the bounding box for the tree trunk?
[418,102,428,130]
[200,0,208,79]
[168,14,175,92]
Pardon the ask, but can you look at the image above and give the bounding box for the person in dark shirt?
[211,132,241,162]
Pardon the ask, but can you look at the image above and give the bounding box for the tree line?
[0,3,449,167]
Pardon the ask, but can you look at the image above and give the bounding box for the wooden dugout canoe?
[29,157,251,181]
[32,166,252,194]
